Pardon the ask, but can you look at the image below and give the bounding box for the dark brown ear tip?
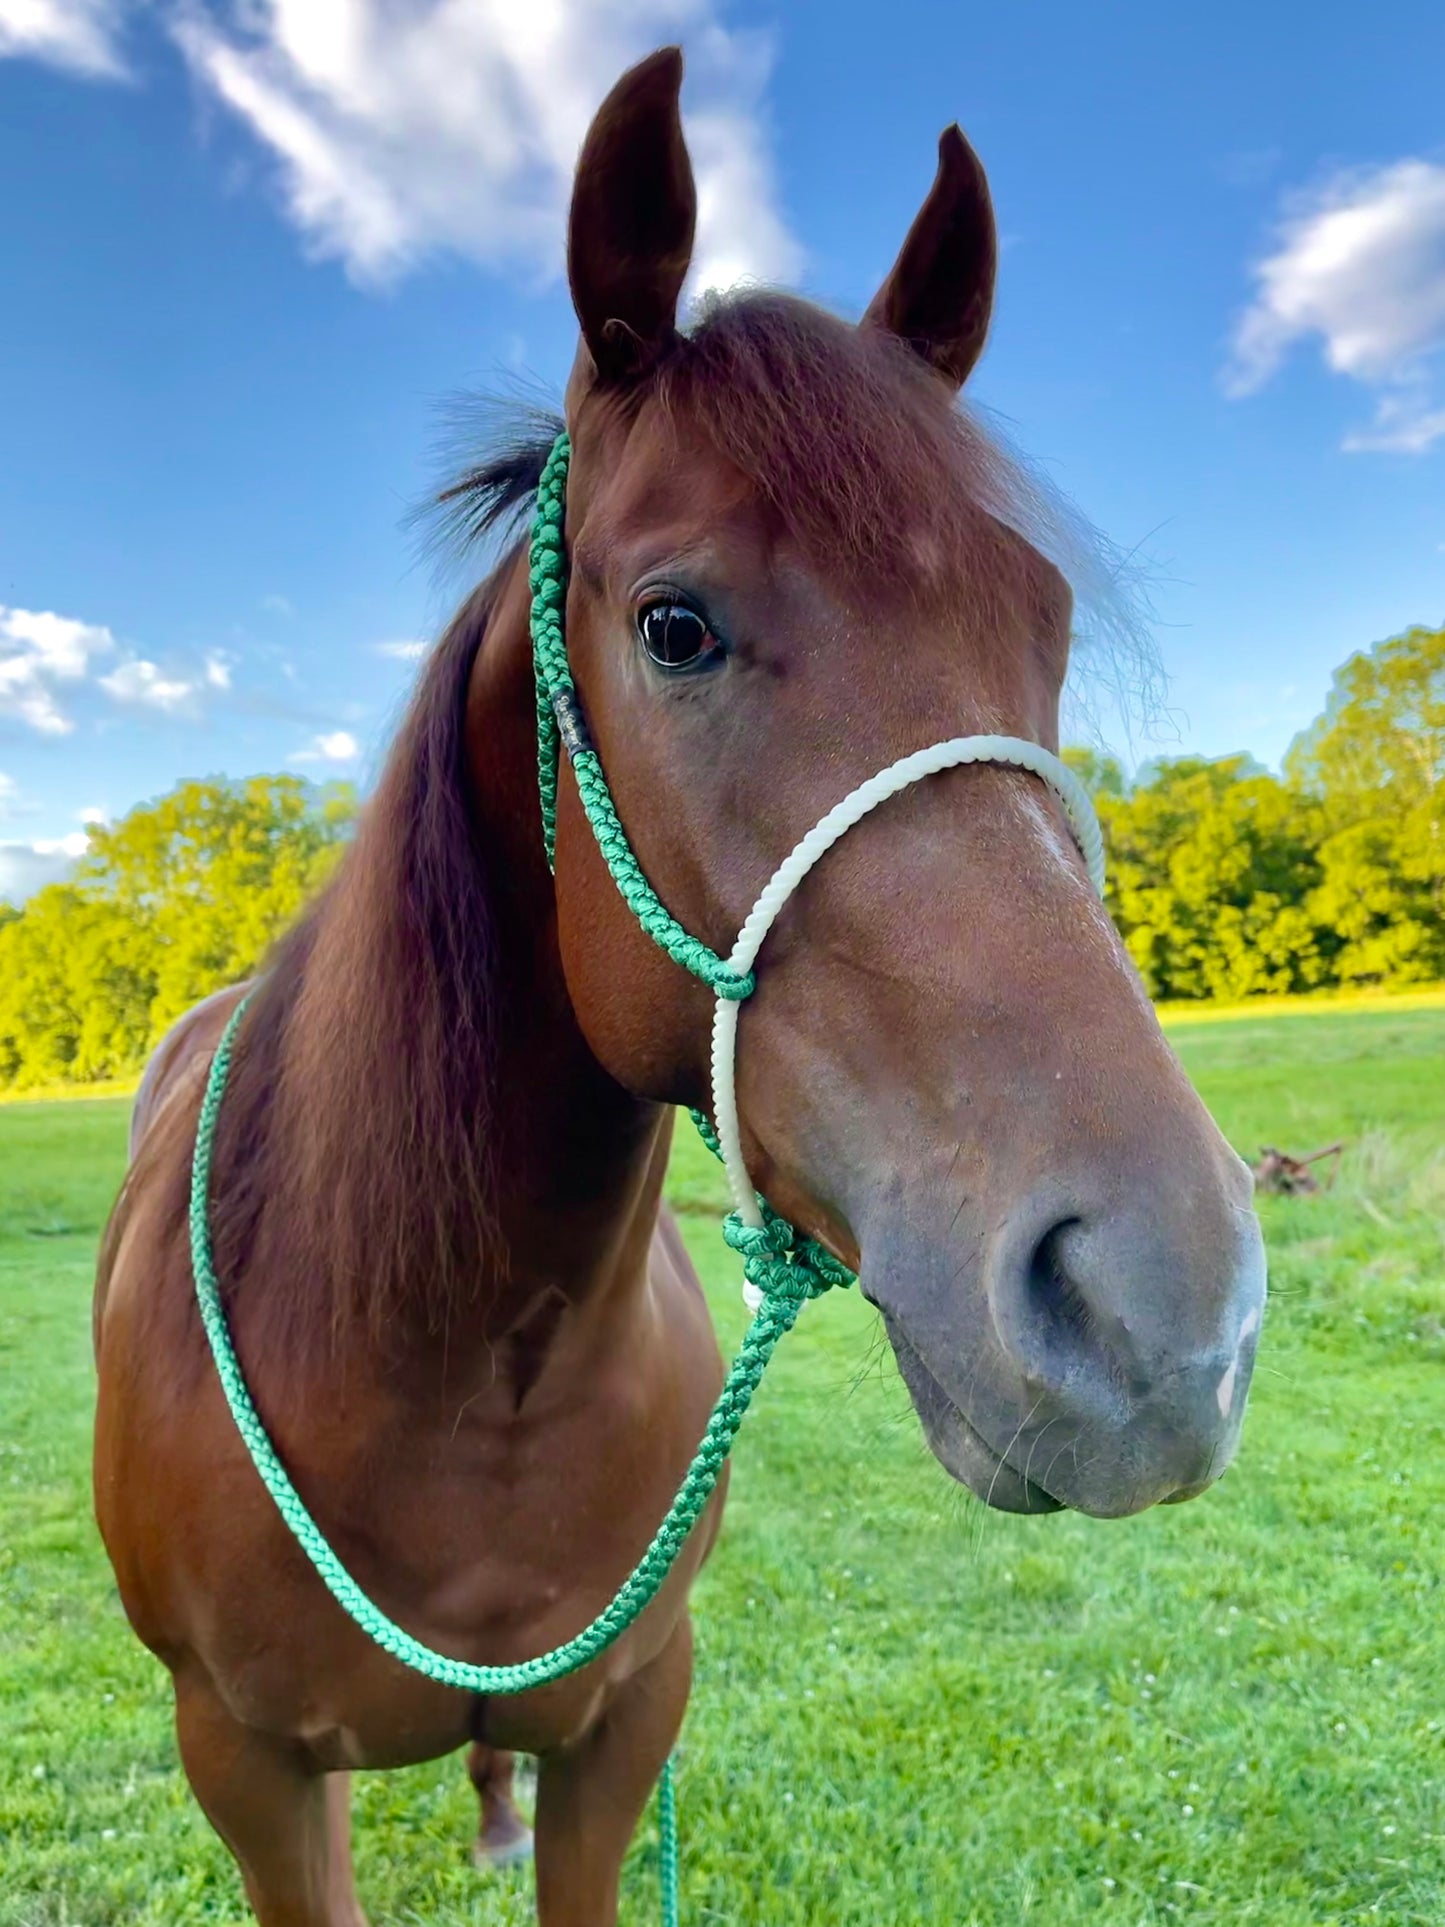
[626,44,685,97]
[937,122,985,179]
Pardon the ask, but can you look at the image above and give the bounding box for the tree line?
[0,778,356,1089]
[1071,621,1443,1001]
[0,623,1440,1090]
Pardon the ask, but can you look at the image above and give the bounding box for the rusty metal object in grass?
[1252,1143,1345,1196]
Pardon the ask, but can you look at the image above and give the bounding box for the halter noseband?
[529,431,1105,1302]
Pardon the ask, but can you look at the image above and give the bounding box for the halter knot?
[722,1211,851,1306]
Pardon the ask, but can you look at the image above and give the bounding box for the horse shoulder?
[128,982,252,1161]
[93,983,250,1361]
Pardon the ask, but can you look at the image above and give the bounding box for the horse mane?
[203,550,549,1363]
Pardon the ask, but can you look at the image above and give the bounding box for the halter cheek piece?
[529,431,1106,1303]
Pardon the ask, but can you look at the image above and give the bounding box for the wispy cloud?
[0,0,128,77]
[1,603,241,731]
[0,772,47,829]
[373,638,427,661]
[290,728,360,765]
[1226,157,1445,453]
[99,657,202,713]
[1215,147,1281,190]
[3,3,799,295]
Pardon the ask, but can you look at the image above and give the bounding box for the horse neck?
[462,552,676,1327]
[226,546,671,1387]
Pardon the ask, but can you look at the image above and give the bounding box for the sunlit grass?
[1156,983,1445,1027]
[1,1005,1443,1923]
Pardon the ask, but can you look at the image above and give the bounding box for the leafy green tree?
[0,777,355,1089]
[1288,623,1445,817]
[0,886,154,1086]
[1062,746,1129,800]
[1098,756,1331,1001]
[1288,624,1445,985]
[78,776,356,1034]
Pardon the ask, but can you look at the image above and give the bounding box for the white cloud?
[40,829,90,858]
[3,6,800,296]
[291,728,360,765]
[374,638,427,661]
[686,97,800,295]
[261,592,295,617]
[99,657,200,712]
[0,774,46,828]
[77,803,108,824]
[0,604,116,734]
[0,830,90,903]
[1,603,241,726]
[1226,158,1445,453]
[0,0,127,76]
[168,1,800,292]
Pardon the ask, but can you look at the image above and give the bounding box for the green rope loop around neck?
[191,996,847,1709]
[529,433,754,1003]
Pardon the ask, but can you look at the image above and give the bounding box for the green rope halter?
[529,434,753,1003]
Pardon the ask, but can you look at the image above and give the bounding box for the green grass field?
[2,1003,1443,1925]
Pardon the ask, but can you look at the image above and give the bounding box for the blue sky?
[3,0,1443,899]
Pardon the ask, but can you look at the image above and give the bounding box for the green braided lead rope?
[526,434,851,1299]
[528,434,753,1004]
[657,1756,680,1927]
[528,430,851,1298]
[190,995,843,1707]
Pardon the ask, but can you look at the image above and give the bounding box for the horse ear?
[567,47,696,387]
[863,125,997,391]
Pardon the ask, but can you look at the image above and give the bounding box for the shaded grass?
[1,1007,1443,1923]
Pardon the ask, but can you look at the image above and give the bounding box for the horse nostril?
[996,1212,1136,1411]
[1024,1218,1094,1353]
[965,1168,1265,1512]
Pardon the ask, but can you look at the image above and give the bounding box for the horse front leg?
[533,1618,693,1927]
[174,1669,367,1927]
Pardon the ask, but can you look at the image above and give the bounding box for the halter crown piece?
[188,426,1105,1926]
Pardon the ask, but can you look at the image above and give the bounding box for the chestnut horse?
[93,47,1266,1927]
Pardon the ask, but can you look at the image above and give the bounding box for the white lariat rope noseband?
[706,736,1106,1307]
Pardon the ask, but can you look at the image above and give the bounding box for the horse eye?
[636,599,718,672]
